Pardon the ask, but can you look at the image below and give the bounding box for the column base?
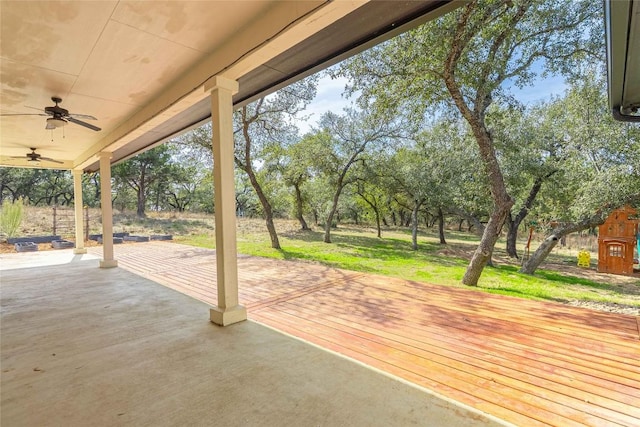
[99,259,118,268]
[210,305,247,326]
[73,248,87,254]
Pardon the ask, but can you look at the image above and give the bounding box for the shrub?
[0,198,25,238]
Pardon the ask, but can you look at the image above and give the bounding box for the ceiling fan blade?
[0,113,48,116]
[24,105,51,116]
[40,157,64,164]
[67,117,101,131]
[68,113,98,120]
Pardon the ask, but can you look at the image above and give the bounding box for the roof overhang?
[0,1,460,172]
[605,0,640,122]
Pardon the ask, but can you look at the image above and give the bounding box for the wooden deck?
[89,242,640,426]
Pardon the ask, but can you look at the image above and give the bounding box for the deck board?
[266,299,640,404]
[88,242,640,427]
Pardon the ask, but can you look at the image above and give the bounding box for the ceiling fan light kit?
[46,117,67,129]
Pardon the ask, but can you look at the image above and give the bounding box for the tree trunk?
[238,107,280,249]
[505,175,552,258]
[411,199,423,250]
[520,212,608,274]
[442,17,515,285]
[453,209,485,237]
[246,167,280,249]
[358,190,382,238]
[324,184,344,243]
[458,114,514,285]
[293,183,310,230]
[462,204,510,284]
[459,125,513,284]
[136,186,146,218]
[135,166,147,218]
[520,234,560,275]
[505,214,518,259]
[438,207,446,244]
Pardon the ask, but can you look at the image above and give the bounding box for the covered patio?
[2,1,640,425]
[1,249,502,426]
[4,243,638,426]
[0,0,459,326]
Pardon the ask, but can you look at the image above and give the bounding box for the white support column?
[207,76,246,326]
[72,169,87,254]
[99,152,117,269]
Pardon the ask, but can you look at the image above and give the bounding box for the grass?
[6,206,640,309]
[0,198,24,238]
[175,220,640,309]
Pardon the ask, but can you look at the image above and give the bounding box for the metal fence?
[52,206,89,241]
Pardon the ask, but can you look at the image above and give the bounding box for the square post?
[99,152,117,268]
[207,76,246,326]
[72,169,87,254]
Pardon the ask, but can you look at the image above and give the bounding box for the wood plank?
[349,275,640,343]
[273,299,640,402]
[317,282,640,360]
[268,301,640,422]
[254,309,600,427]
[90,243,640,427]
[252,313,551,427]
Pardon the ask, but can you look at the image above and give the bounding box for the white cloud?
[296,75,355,134]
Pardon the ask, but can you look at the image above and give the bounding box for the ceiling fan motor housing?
[44,106,68,118]
[44,98,68,128]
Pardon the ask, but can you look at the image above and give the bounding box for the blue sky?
[298,71,569,134]
[298,75,353,134]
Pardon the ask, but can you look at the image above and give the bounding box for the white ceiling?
[0,0,457,170]
[0,0,330,169]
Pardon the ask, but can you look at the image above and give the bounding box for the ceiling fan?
[1,97,101,131]
[10,148,63,165]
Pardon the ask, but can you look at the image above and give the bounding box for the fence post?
[53,205,57,235]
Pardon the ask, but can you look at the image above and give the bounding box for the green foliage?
[0,168,73,206]
[337,0,602,117]
[0,197,24,237]
[179,224,639,307]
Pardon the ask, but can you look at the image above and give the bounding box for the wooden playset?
[597,206,639,276]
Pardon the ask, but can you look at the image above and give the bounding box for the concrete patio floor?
[0,250,503,427]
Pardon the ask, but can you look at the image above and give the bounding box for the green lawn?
[176,222,640,308]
